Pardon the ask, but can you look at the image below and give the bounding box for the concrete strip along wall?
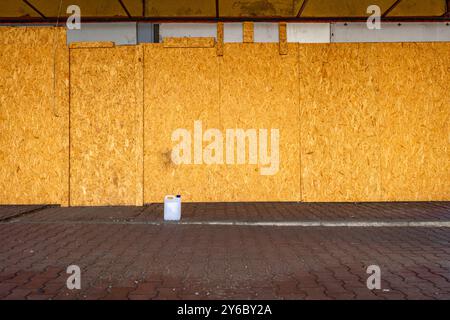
[0,27,448,205]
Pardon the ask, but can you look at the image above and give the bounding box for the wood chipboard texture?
[0,30,448,205]
[279,22,287,55]
[144,43,300,202]
[0,27,69,205]
[70,46,142,206]
[375,43,449,201]
[135,46,144,206]
[143,44,221,203]
[218,43,301,201]
[299,43,449,202]
[217,22,224,56]
[243,22,254,43]
[69,42,115,49]
[299,44,381,202]
[162,37,215,48]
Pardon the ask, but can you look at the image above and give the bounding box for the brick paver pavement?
[0,205,48,221]
[0,203,449,300]
[4,202,450,223]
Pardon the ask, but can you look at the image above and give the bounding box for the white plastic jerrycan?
[164,195,181,221]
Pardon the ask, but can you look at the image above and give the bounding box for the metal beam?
[22,0,47,19]
[1,16,449,24]
[118,0,132,18]
[382,0,403,17]
[296,0,309,18]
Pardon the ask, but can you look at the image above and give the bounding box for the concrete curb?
[3,220,450,227]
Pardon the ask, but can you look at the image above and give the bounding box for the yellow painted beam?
[145,0,215,17]
[0,0,40,17]
[293,0,306,16]
[122,0,143,17]
[1,0,447,18]
[387,0,446,17]
[220,0,296,17]
[302,0,397,17]
[30,0,127,17]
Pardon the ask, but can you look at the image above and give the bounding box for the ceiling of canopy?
[0,0,448,22]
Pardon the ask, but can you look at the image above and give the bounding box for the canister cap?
[176,195,181,198]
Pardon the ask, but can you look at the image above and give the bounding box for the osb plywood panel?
[299,44,381,202]
[219,43,300,201]
[376,43,450,201]
[217,22,224,56]
[144,43,300,203]
[162,37,215,48]
[279,22,287,55]
[135,46,144,206]
[302,0,396,17]
[70,46,141,206]
[143,44,221,203]
[388,0,446,17]
[0,27,69,205]
[0,27,62,45]
[69,42,115,49]
[243,22,254,43]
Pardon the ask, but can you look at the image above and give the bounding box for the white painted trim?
[65,22,450,45]
[254,22,279,43]
[331,22,450,42]
[287,23,331,43]
[224,22,243,43]
[66,22,137,45]
[159,23,217,40]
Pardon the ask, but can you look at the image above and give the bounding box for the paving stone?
[0,203,449,299]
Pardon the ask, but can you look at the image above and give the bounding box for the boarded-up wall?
[143,43,300,203]
[299,43,449,202]
[0,28,448,205]
[144,44,222,202]
[218,43,300,201]
[299,44,381,202]
[70,44,143,206]
[0,27,69,205]
[375,43,449,201]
